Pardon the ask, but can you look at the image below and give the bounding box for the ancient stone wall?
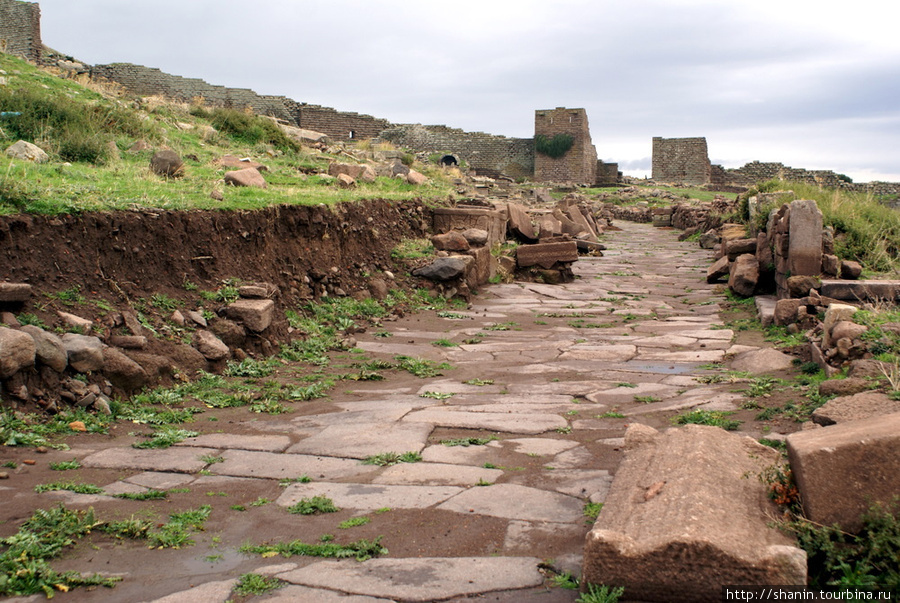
[724,161,900,196]
[379,123,534,179]
[282,101,392,142]
[596,161,620,186]
[0,0,41,63]
[534,107,597,185]
[651,137,711,185]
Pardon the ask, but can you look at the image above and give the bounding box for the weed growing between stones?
[362,452,422,466]
[441,436,497,447]
[338,517,370,529]
[239,537,387,562]
[394,356,452,378]
[34,481,103,495]
[672,410,741,431]
[287,496,340,515]
[233,573,285,597]
[131,426,199,449]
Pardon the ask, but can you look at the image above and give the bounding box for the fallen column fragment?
[583,423,806,602]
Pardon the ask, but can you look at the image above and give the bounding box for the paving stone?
[437,483,582,522]
[286,423,433,458]
[211,450,374,480]
[503,520,584,553]
[142,579,237,603]
[176,433,291,452]
[276,557,543,602]
[420,443,500,466]
[557,344,637,362]
[811,391,900,425]
[404,408,567,434]
[82,447,220,473]
[277,482,462,511]
[125,472,195,490]
[257,585,393,602]
[730,347,795,373]
[372,462,502,486]
[500,438,580,456]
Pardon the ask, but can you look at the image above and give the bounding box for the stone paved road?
[10,221,771,602]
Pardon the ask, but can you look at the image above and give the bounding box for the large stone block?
[516,241,578,269]
[788,199,823,277]
[225,299,275,332]
[0,282,32,303]
[820,280,900,302]
[0,327,36,379]
[787,412,900,532]
[20,325,67,372]
[728,253,759,297]
[583,424,806,602]
[811,391,900,426]
[507,202,538,242]
[61,333,104,373]
[432,207,507,248]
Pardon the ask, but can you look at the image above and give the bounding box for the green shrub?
[535,133,574,159]
[209,108,298,152]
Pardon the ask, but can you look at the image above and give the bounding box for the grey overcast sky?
[34,0,900,182]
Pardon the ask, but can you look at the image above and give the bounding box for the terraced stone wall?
[0,0,41,64]
[282,101,392,142]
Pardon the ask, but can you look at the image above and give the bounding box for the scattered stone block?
[724,238,757,260]
[787,411,900,532]
[786,275,820,298]
[811,391,900,426]
[816,377,870,398]
[840,260,863,280]
[508,203,538,242]
[57,311,93,334]
[102,346,149,391]
[730,348,794,374]
[225,299,274,332]
[774,298,803,326]
[432,207,507,247]
[820,280,900,302]
[431,231,470,252]
[699,229,719,249]
[583,424,806,602]
[516,241,578,269]
[20,326,67,372]
[150,149,184,177]
[706,256,730,284]
[788,199,823,276]
[412,256,472,281]
[6,140,49,163]
[461,228,489,247]
[61,334,104,373]
[754,295,776,328]
[728,253,758,297]
[192,330,230,361]
[406,169,427,185]
[0,282,32,303]
[106,335,147,350]
[336,173,355,188]
[225,167,267,188]
[0,327,36,379]
[822,254,841,277]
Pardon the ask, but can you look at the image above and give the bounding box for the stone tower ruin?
[0,0,42,64]
[652,137,711,185]
[534,107,598,185]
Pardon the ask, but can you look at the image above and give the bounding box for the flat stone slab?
[635,349,726,363]
[820,279,900,301]
[144,579,237,602]
[437,483,582,522]
[82,447,220,473]
[730,347,795,374]
[277,482,462,511]
[404,409,567,434]
[371,462,502,486]
[500,438,580,456]
[504,521,584,554]
[125,471,195,490]
[176,433,291,452]
[276,557,544,602]
[287,423,433,458]
[508,468,612,502]
[583,424,806,602]
[811,391,900,425]
[256,585,393,602]
[211,450,374,481]
[558,344,637,362]
[420,443,500,466]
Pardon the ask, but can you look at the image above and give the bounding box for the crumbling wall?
[283,101,392,142]
[596,161,620,186]
[534,107,597,185]
[379,123,534,179]
[724,161,900,196]
[0,0,41,63]
[651,137,711,185]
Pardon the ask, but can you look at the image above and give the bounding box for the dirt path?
[4,221,770,603]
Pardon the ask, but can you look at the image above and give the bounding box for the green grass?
[34,481,103,495]
[233,573,285,597]
[239,537,387,562]
[672,410,741,430]
[394,355,452,378]
[338,517,370,529]
[441,436,497,447]
[287,496,340,515]
[48,460,81,471]
[146,505,212,549]
[131,426,199,449]
[362,451,422,466]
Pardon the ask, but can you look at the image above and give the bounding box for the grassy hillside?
[0,53,455,215]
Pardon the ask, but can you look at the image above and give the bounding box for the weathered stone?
[507,203,538,242]
[102,346,149,391]
[431,231,470,252]
[788,199,823,277]
[57,311,93,334]
[183,310,208,327]
[0,282,32,303]
[6,140,49,163]
[811,391,900,426]
[368,278,389,301]
[192,330,230,361]
[61,334,104,373]
[820,280,900,302]
[728,253,758,297]
[465,246,494,287]
[822,303,859,348]
[730,348,794,374]
[219,155,268,172]
[705,256,730,284]
[829,321,867,344]
[412,256,472,281]
[150,149,184,177]
[461,228,489,247]
[816,377,870,398]
[724,238,757,260]
[238,285,269,299]
[552,208,588,238]
[225,167,267,188]
[698,229,719,249]
[336,173,355,188]
[839,260,863,280]
[583,424,806,602]
[719,223,748,241]
[209,318,246,347]
[0,327,36,378]
[774,298,803,326]
[787,411,900,532]
[754,295,776,328]
[20,326,66,372]
[406,169,427,185]
[169,310,186,327]
[432,207,507,248]
[822,253,841,277]
[786,275,820,298]
[225,299,275,332]
[106,335,147,350]
[516,241,578,269]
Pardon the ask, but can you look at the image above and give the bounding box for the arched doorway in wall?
[439,154,458,167]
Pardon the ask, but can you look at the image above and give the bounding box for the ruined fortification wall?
[652,137,711,185]
[534,107,597,185]
[0,0,40,63]
[723,161,900,196]
[282,101,392,142]
[379,123,534,179]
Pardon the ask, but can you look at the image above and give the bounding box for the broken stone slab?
[19,325,66,372]
[437,483,582,522]
[583,424,806,602]
[0,282,32,303]
[275,557,544,603]
[754,295,776,328]
[371,462,502,486]
[210,450,374,481]
[516,241,578,269]
[286,422,433,459]
[404,408,567,434]
[0,326,36,379]
[729,347,794,374]
[82,447,220,473]
[788,199,823,276]
[507,202,538,242]
[430,230,470,252]
[277,482,463,511]
[191,329,230,361]
[706,256,730,284]
[810,391,900,426]
[176,433,291,452]
[787,411,900,532]
[412,256,472,281]
[724,238,758,260]
[224,167,267,188]
[820,280,900,302]
[225,298,274,332]
[432,207,507,247]
[102,346,149,391]
[57,311,93,334]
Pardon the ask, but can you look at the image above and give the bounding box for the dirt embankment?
[0,199,432,407]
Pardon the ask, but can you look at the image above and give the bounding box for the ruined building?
[651,137,712,185]
[0,0,41,64]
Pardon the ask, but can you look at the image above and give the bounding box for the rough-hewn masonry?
[0,0,40,64]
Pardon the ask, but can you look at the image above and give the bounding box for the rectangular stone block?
[583,424,806,602]
[788,199,823,276]
[0,282,32,303]
[787,411,900,532]
[516,241,578,269]
[820,280,900,302]
[432,207,507,247]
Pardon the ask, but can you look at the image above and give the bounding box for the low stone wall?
[0,0,41,63]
